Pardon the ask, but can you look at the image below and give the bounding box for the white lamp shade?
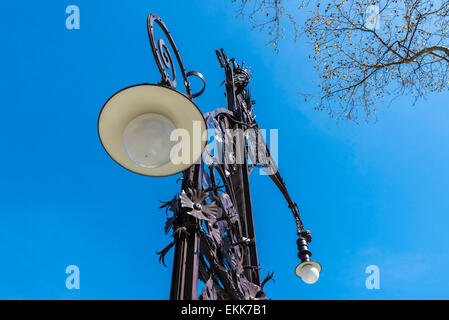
[295,261,322,284]
[98,84,207,177]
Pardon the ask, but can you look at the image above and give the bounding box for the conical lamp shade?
[98,84,207,177]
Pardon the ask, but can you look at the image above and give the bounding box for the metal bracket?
[147,13,206,99]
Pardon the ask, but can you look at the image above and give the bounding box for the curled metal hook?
[186,71,206,98]
[147,13,206,99]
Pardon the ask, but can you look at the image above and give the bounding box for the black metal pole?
[169,166,200,300]
[169,224,199,299]
[218,48,261,285]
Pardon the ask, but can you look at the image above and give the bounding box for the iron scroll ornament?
[147,13,206,99]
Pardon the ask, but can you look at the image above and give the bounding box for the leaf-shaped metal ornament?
[156,241,175,267]
[235,258,244,276]
[199,277,218,300]
[164,216,175,234]
[239,277,263,300]
[159,195,180,214]
[220,192,239,224]
[261,271,275,290]
[180,189,218,222]
[209,226,221,247]
[207,219,227,248]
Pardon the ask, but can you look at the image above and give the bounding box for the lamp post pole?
[217,49,260,285]
[169,166,200,300]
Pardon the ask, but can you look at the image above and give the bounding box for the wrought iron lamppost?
[97,13,321,300]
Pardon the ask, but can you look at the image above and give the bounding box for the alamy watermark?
[365,265,380,290]
[65,5,80,30]
[365,5,381,30]
[65,265,80,290]
[169,122,279,176]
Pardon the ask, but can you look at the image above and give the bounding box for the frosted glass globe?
[300,264,320,284]
[123,113,176,169]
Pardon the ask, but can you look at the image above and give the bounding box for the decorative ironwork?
[154,47,312,300]
[233,63,251,94]
[147,14,315,300]
[147,13,205,98]
[180,189,218,221]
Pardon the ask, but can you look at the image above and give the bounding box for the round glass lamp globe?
[123,113,177,169]
[299,264,320,284]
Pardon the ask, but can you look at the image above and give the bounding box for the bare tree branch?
[233,0,449,121]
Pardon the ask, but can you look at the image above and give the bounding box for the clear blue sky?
[1,0,449,299]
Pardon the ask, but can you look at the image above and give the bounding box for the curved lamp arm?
[147,13,205,99]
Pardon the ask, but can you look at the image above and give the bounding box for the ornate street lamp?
[97,12,321,300]
[295,230,322,284]
[98,84,206,177]
[98,13,207,177]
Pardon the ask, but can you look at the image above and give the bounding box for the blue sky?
[1,0,449,299]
